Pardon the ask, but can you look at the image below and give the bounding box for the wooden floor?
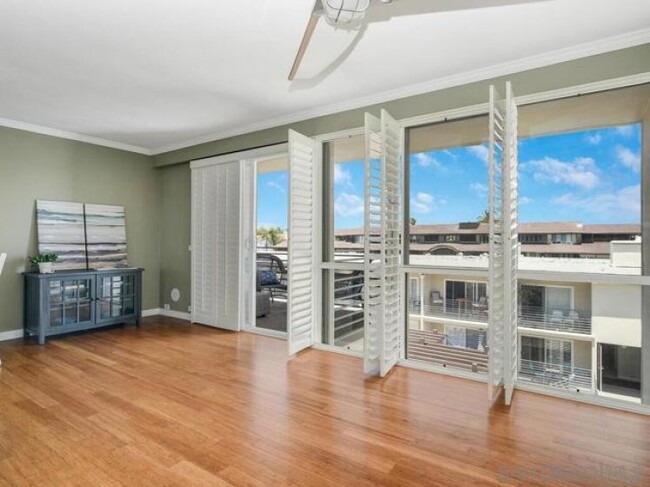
[0,318,649,486]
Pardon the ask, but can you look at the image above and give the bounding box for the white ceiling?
[0,0,649,154]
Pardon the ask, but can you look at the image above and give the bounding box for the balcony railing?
[518,305,591,335]
[409,298,488,323]
[518,359,593,391]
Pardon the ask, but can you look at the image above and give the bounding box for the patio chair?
[256,253,287,302]
[472,295,488,312]
[564,310,579,330]
[430,290,443,305]
[550,310,564,326]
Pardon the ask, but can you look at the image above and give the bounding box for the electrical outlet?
[164,303,170,310]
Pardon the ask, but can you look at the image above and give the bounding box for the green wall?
[156,163,191,313]
[154,45,650,315]
[0,127,160,333]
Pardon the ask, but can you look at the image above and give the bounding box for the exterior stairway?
[408,329,488,373]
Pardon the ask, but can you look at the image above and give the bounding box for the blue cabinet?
[24,269,143,344]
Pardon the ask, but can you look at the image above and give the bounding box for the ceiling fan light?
[321,0,371,24]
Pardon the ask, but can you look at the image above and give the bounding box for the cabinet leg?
[37,332,46,345]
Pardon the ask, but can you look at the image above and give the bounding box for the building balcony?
[518,359,593,391]
[409,298,488,324]
[517,305,591,335]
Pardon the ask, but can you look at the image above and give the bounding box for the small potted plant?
[29,253,58,274]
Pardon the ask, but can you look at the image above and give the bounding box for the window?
[322,135,365,351]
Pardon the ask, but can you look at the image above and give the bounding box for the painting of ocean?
[85,204,128,269]
[36,200,87,270]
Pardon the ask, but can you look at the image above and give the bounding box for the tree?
[409,217,417,225]
[257,226,284,248]
[477,209,490,223]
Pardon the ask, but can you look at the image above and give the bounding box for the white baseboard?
[142,308,191,321]
[0,310,190,342]
[0,329,24,342]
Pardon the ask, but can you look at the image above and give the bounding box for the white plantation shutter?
[215,161,241,330]
[287,130,321,355]
[488,82,518,404]
[191,161,241,330]
[364,110,402,377]
[503,82,519,405]
[191,165,219,326]
[240,159,256,329]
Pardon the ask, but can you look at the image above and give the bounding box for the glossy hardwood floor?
[0,317,649,486]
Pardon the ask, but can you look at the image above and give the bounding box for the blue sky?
[257,123,641,230]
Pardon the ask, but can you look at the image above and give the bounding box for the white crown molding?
[0,329,24,342]
[0,117,153,155]
[152,28,650,155]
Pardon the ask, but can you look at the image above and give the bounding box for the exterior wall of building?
[574,340,593,370]
[518,279,591,316]
[592,283,642,347]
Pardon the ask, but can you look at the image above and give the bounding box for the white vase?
[38,262,53,274]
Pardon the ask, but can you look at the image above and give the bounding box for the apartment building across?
[333,222,641,258]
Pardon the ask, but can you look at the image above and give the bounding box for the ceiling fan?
[288,0,395,81]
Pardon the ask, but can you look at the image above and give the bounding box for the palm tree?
[477,210,490,223]
[257,226,285,249]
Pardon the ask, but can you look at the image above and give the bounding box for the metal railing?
[518,305,591,334]
[408,298,489,323]
[332,270,364,348]
[518,359,593,391]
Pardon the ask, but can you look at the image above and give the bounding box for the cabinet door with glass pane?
[47,277,95,331]
[96,272,138,323]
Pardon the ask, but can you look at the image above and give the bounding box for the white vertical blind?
[191,161,241,330]
[488,82,519,404]
[287,130,321,355]
[364,110,402,377]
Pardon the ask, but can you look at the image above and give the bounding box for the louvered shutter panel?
[364,113,382,375]
[287,130,320,355]
[488,82,519,404]
[191,165,219,326]
[215,161,241,330]
[364,110,403,377]
[503,82,519,405]
[191,161,241,330]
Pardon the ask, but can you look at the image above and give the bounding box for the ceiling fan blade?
[288,9,321,81]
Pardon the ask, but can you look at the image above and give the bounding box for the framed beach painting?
[36,200,88,270]
[84,204,128,269]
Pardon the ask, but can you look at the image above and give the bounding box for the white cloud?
[614,125,634,137]
[334,165,353,187]
[523,156,599,189]
[467,145,489,164]
[412,152,441,168]
[519,196,533,205]
[585,133,601,145]
[469,182,488,198]
[410,192,443,214]
[267,181,285,194]
[334,193,364,217]
[615,145,640,173]
[551,185,640,217]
